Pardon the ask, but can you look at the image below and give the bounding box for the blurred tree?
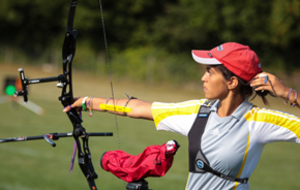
[0,0,177,61]
[150,0,300,70]
[1,0,300,74]
[75,0,178,50]
[0,0,67,55]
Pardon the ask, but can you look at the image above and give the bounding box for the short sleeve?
[151,99,206,136]
[245,107,300,144]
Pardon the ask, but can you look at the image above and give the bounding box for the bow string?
[98,0,122,152]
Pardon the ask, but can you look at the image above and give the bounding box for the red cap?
[192,42,261,82]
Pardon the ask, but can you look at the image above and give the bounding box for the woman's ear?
[227,76,239,90]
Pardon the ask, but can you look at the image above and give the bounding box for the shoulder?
[151,99,208,125]
[152,99,208,114]
[152,99,209,135]
[244,106,300,125]
[244,106,300,144]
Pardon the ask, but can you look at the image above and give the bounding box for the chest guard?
[188,100,248,184]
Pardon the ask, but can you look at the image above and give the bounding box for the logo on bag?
[196,159,204,169]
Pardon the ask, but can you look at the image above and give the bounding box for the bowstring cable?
[98,2,126,189]
[98,0,122,152]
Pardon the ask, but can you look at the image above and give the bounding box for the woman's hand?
[63,97,83,112]
[250,72,290,99]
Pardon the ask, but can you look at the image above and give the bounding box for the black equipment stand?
[126,179,152,190]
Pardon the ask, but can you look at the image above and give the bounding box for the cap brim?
[191,50,222,65]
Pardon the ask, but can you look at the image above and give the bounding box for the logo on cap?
[217,45,223,51]
[258,63,261,68]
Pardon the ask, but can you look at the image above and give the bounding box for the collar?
[209,98,253,121]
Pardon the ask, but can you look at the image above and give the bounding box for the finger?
[254,86,265,92]
[257,73,267,82]
[258,74,268,84]
[252,72,268,80]
[250,78,267,88]
[63,105,72,112]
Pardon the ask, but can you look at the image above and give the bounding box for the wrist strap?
[89,96,93,117]
[82,96,88,111]
[291,90,298,107]
[123,93,137,116]
[284,88,293,105]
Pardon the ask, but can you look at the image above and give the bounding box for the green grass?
[1,63,300,190]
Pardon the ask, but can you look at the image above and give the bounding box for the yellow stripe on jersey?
[185,173,190,190]
[245,107,300,139]
[151,99,206,127]
[233,133,250,189]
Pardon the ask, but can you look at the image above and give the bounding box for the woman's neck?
[217,94,245,118]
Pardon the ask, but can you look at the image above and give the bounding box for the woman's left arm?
[250,72,300,109]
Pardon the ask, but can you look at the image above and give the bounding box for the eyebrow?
[206,65,212,70]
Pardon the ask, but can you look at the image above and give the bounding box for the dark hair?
[214,65,272,105]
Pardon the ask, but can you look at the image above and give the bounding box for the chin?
[205,95,212,100]
[205,95,217,100]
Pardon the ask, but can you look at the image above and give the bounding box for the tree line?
[1,0,300,83]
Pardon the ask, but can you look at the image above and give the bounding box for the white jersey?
[151,98,300,190]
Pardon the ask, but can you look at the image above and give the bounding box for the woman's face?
[201,66,229,100]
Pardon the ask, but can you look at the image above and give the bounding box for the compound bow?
[14,0,113,189]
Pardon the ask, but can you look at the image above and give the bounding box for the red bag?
[101,140,180,182]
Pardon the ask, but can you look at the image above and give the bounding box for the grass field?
[1,63,300,190]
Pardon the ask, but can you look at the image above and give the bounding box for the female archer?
[63,42,300,190]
